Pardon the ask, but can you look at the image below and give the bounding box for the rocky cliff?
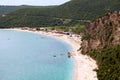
[81,12,120,80]
[82,12,120,53]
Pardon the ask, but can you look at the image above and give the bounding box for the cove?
[0,30,73,80]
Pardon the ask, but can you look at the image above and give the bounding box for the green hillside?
[0,0,120,28]
[7,0,120,20]
[56,0,120,20]
[0,5,56,15]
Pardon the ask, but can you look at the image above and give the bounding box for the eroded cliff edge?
[81,12,120,80]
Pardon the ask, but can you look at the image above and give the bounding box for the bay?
[0,30,73,80]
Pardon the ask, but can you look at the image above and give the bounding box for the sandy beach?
[2,28,98,80]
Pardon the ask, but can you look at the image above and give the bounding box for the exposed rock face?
[82,12,120,53]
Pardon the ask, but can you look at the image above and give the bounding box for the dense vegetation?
[84,45,120,80]
[82,13,120,80]
[5,0,120,20]
[44,24,85,34]
[0,0,120,28]
[56,0,120,20]
[0,14,81,28]
[0,5,55,15]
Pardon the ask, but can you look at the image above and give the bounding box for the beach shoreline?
[1,28,98,80]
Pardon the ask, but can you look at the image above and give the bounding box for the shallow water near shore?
[0,30,73,80]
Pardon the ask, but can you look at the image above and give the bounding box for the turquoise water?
[0,30,73,80]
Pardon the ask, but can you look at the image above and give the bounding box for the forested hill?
[0,0,120,28]
[8,0,120,20]
[56,0,120,20]
[0,5,56,15]
[7,0,120,20]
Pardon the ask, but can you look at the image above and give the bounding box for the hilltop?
[7,0,120,20]
[0,5,56,15]
[56,0,120,20]
[0,0,120,28]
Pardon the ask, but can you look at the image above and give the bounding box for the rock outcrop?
[82,12,120,53]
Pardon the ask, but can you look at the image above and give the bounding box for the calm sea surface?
[0,30,73,80]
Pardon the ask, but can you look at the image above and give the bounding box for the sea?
[0,30,73,80]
